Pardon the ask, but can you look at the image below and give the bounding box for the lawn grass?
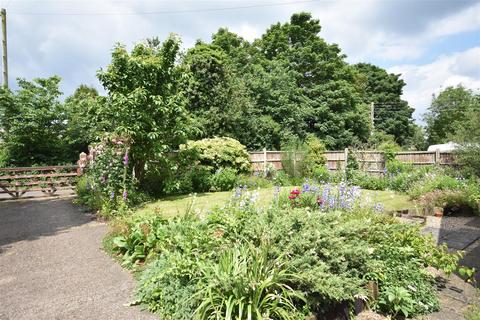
[133,187,413,219]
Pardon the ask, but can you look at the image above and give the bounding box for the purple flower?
[110,191,115,199]
[123,151,129,166]
[123,190,128,200]
[373,203,383,213]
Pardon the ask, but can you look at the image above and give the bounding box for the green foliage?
[236,174,275,189]
[465,304,480,320]
[350,171,387,191]
[194,244,305,320]
[301,136,327,177]
[416,182,480,216]
[180,137,251,174]
[424,85,479,145]
[379,141,402,162]
[408,172,462,199]
[456,144,480,178]
[111,191,460,318]
[0,77,80,165]
[346,152,359,181]
[179,12,380,150]
[209,168,238,191]
[311,165,331,183]
[354,63,415,146]
[95,35,190,180]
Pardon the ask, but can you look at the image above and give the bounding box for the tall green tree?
[252,12,370,148]
[64,84,100,155]
[0,77,74,165]
[187,12,371,150]
[424,85,479,145]
[95,35,190,178]
[353,63,415,146]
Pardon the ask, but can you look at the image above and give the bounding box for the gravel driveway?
[0,198,157,320]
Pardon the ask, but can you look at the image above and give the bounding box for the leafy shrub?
[236,174,274,189]
[386,166,432,193]
[416,181,480,215]
[180,137,251,174]
[273,170,294,186]
[311,165,330,183]
[346,151,359,181]
[195,244,305,319]
[111,190,461,318]
[456,144,480,178]
[350,171,387,190]
[0,143,7,167]
[408,173,462,199]
[209,168,238,191]
[301,136,327,177]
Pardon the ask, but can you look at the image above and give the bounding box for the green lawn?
[134,187,413,219]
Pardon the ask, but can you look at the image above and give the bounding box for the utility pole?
[370,102,374,135]
[1,8,7,88]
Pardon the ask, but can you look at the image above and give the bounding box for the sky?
[3,0,480,123]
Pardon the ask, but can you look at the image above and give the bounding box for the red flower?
[290,188,300,195]
[288,195,296,200]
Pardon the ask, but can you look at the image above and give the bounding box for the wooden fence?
[0,165,78,199]
[249,149,454,174]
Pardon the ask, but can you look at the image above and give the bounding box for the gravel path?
[0,199,157,320]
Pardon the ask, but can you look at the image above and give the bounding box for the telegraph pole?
[370,102,374,135]
[1,8,7,88]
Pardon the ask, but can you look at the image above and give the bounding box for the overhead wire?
[7,0,322,16]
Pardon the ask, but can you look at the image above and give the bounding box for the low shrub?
[416,181,480,216]
[236,174,274,189]
[311,165,330,183]
[301,136,327,177]
[110,189,461,319]
[386,166,432,193]
[408,172,462,199]
[180,137,252,174]
[209,168,238,192]
[456,144,480,178]
[349,171,387,191]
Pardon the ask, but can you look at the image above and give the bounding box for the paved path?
[0,199,157,320]
[422,214,480,320]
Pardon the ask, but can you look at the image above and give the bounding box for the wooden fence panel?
[395,151,436,165]
[248,150,455,173]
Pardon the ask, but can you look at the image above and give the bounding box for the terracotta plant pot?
[433,207,444,217]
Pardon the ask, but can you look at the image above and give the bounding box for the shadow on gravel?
[0,198,91,248]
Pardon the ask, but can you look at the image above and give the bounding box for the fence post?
[344,148,348,173]
[435,149,440,165]
[263,148,267,175]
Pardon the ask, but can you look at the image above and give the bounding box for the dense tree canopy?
[0,12,424,167]
[181,12,415,150]
[353,63,415,146]
[424,85,479,145]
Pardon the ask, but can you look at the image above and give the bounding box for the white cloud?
[4,0,480,108]
[388,47,480,122]
[232,23,259,42]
